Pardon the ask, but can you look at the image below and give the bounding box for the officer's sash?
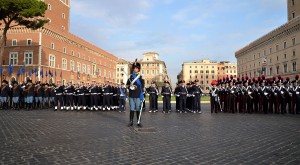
[132,73,144,100]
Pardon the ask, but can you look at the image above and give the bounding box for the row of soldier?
[209,75,300,114]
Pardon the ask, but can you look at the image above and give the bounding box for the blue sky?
[70,0,286,84]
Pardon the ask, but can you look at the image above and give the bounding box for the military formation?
[0,79,127,112]
[208,75,300,114]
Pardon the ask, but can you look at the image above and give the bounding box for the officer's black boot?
[128,111,134,127]
[136,111,142,127]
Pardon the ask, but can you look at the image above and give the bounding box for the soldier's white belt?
[55,93,62,95]
[78,94,85,95]
[296,92,299,95]
[91,93,98,95]
[65,93,73,95]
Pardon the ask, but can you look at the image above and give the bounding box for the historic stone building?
[0,0,118,84]
[116,58,131,84]
[138,52,171,87]
[180,60,237,93]
[235,0,300,79]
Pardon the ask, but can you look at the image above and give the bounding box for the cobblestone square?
[0,103,300,165]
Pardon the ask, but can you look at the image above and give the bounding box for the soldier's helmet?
[2,80,8,84]
[211,80,217,85]
[291,75,299,84]
[132,59,141,71]
[27,79,32,83]
[164,80,170,84]
[194,79,199,83]
[12,81,18,85]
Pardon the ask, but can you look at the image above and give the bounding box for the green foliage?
[0,0,49,29]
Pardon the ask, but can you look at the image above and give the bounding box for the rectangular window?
[157,70,159,74]
[277,66,279,74]
[284,41,287,49]
[142,70,144,74]
[63,47,66,54]
[87,65,91,74]
[82,64,86,74]
[195,70,198,73]
[152,70,154,75]
[77,62,81,72]
[269,47,272,54]
[51,43,54,49]
[12,39,17,46]
[212,75,214,79]
[269,68,273,76]
[71,50,74,56]
[206,70,209,74]
[292,0,295,5]
[70,60,74,71]
[200,70,204,74]
[147,70,149,74]
[284,54,287,59]
[9,52,18,65]
[292,38,296,46]
[62,58,67,70]
[276,45,279,51]
[27,39,32,45]
[24,52,33,65]
[92,64,96,75]
[284,64,288,73]
[293,62,297,72]
[292,12,295,19]
[78,53,80,58]
[49,55,55,67]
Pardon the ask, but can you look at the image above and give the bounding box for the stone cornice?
[235,16,300,57]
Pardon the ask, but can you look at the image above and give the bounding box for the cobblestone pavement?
[0,103,300,165]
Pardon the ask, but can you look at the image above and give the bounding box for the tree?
[0,0,49,67]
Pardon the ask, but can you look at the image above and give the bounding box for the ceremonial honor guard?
[192,79,203,113]
[65,82,75,110]
[49,84,55,108]
[126,59,145,127]
[73,83,79,110]
[258,76,269,114]
[176,80,188,113]
[11,81,22,110]
[147,81,158,113]
[43,83,50,109]
[54,80,64,110]
[77,81,86,110]
[174,83,180,112]
[269,76,278,113]
[0,80,10,110]
[102,82,111,111]
[243,77,253,113]
[291,75,299,114]
[25,80,35,110]
[90,80,99,110]
[34,82,44,109]
[293,75,300,114]
[227,76,237,113]
[284,77,292,114]
[161,81,172,113]
[209,80,219,113]
[117,82,127,112]
[276,76,286,114]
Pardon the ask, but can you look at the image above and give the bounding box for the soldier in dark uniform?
[192,79,203,114]
[35,82,44,109]
[11,81,22,110]
[54,80,64,111]
[291,75,299,114]
[77,81,86,110]
[102,82,111,111]
[73,83,79,110]
[64,82,75,110]
[117,82,127,112]
[258,76,269,114]
[224,76,230,112]
[227,76,237,113]
[284,77,293,114]
[293,75,300,114]
[89,80,99,111]
[235,77,242,113]
[161,81,172,113]
[269,76,278,114]
[26,80,35,110]
[85,83,91,110]
[97,82,103,110]
[174,83,180,112]
[276,76,286,114]
[176,80,188,113]
[0,80,10,110]
[147,81,159,113]
[209,80,219,113]
[49,84,55,108]
[126,59,145,127]
[243,78,253,113]
[43,83,50,109]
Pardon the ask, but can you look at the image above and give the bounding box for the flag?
[35,72,38,77]
[27,70,31,77]
[0,67,2,74]
[49,70,52,77]
[54,70,57,77]
[20,65,25,74]
[8,64,14,76]
[32,68,37,74]
[40,69,44,78]
[45,71,48,77]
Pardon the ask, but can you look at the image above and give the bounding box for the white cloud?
[71,0,151,27]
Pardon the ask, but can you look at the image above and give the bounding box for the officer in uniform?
[102,81,111,111]
[54,80,64,110]
[25,80,35,110]
[49,84,55,108]
[96,82,103,110]
[11,81,22,110]
[117,82,127,112]
[192,79,203,114]
[293,75,300,114]
[161,80,172,113]
[35,81,44,109]
[176,80,188,113]
[77,81,87,110]
[89,80,99,110]
[126,59,144,127]
[147,81,159,113]
[43,83,50,109]
[174,83,180,112]
[276,76,286,114]
[291,75,299,114]
[258,76,269,114]
[65,82,75,110]
[227,76,237,113]
[209,80,219,113]
[0,80,10,110]
[243,77,253,113]
[269,76,278,113]
[284,77,293,114]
